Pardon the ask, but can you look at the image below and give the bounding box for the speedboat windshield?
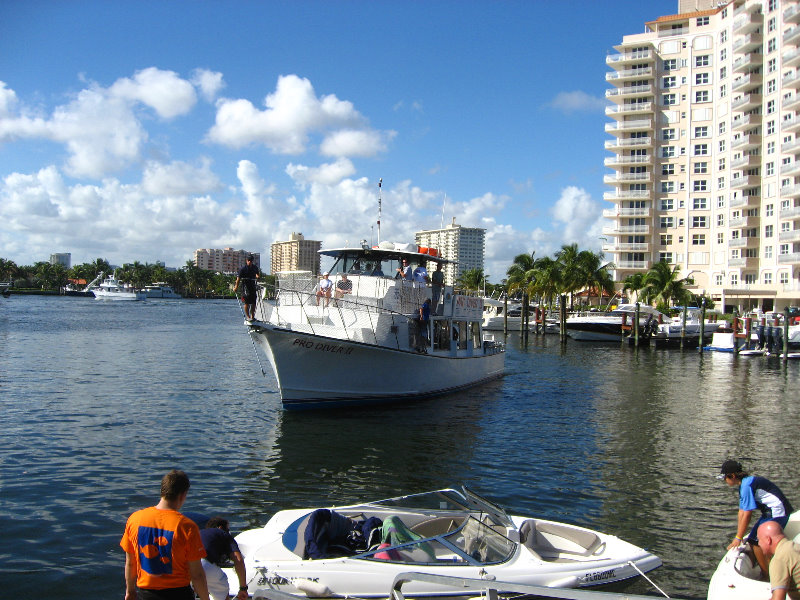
[462,486,514,529]
[366,489,470,512]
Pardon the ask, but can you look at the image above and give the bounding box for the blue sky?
[0,0,674,280]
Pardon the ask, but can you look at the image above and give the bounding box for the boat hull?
[250,323,505,409]
[93,291,145,301]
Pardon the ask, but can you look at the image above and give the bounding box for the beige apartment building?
[606,0,800,313]
[270,232,321,275]
[194,247,260,273]
[415,219,486,286]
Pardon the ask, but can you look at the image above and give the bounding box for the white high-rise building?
[271,232,322,275]
[415,219,486,286]
[50,253,71,268]
[194,247,260,273]
[606,0,800,313]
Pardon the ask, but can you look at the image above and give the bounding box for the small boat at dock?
[93,273,145,301]
[566,304,665,342]
[141,282,182,298]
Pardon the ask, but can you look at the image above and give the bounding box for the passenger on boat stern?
[756,520,800,600]
[316,272,333,307]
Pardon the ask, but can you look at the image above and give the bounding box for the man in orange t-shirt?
[121,470,209,600]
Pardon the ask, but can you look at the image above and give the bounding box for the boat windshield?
[365,489,470,512]
[462,486,514,529]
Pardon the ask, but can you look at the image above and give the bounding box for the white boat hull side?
[250,324,505,409]
[93,291,145,301]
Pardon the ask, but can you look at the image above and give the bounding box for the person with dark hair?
[719,459,794,577]
[121,470,209,600]
[234,255,260,321]
[757,520,800,600]
[200,517,248,600]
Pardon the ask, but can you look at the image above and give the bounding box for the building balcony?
[729,216,759,228]
[785,26,800,46]
[783,70,800,90]
[731,112,762,131]
[606,102,653,118]
[779,229,800,242]
[606,67,653,84]
[603,190,651,201]
[729,237,759,248]
[733,12,762,36]
[733,53,763,74]
[730,174,761,189]
[780,204,800,219]
[607,242,650,252]
[781,161,800,177]
[732,72,763,93]
[783,114,800,132]
[733,33,763,54]
[615,260,651,270]
[605,119,652,133]
[602,207,651,218]
[785,3,800,24]
[603,172,651,185]
[731,194,760,208]
[606,49,654,68]
[782,138,800,154]
[731,92,763,111]
[778,252,800,264]
[728,257,759,267]
[604,155,652,167]
[730,154,760,169]
[784,47,800,69]
[605,137,653,151]
[734,1,761,18]
[731,133,762,151]
[601,224,650,235]
[606,84,654,102]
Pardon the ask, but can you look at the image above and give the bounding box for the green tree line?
[0,257,275,298]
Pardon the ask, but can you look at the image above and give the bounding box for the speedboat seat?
[519,519,605,559]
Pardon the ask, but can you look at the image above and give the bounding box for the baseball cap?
[716,459,743,479]
[323,271,329,275]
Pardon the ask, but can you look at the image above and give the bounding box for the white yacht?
[245,243,505,410]
[93,273,145,301]
[142,283,182,299]
[566,304,666,342]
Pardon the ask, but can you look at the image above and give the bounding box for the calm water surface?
[1,295,798,599]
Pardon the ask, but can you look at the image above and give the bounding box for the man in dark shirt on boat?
[334,274,352,304]
[200,517,248,600]
[234,256,260,321]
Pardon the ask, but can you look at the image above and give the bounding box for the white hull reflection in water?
[1,297,799,600]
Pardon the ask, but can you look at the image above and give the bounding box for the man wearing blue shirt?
[720,459,794,577]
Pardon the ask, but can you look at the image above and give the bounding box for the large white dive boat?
[707,511,800,600]
[246,244,504,410]
[93,273,145,301]
[141,282,182,298]
[566,304,665,342]
[224,487,661,599]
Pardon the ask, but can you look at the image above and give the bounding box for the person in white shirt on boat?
[756,520,800,600]
[412,263,429,285]
[316,272,333,306]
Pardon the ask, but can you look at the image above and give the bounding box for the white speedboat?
[93,273,145,301]
[650,309,726,348]
[225,487,662,598]
[566,304,665,342]
[142,282,182,298]
[707,511,800,600]
[246,244,504,410]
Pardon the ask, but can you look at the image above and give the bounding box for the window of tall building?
[764,272,772,284]
[694,143,709,155]
[765,224,774,238]
[720,48,727,61]
[717,214,724,226]
[693,197,708,209]
[780,243,790,255]
[660,216,674,228]
[767,99,775,114]
[720,84,727,98]
[781,221,791,232]
[768,58,777,73]
[694,180,708,191]
[780,272,789,285]
[767,120,775,134]
[766,162,774,176]
[692,216,708,228]
[663,76,676,88]
[695,90,710,103]
[768,0,777,12]
[663,58,677,71]
[660,234,673,245]
[731,273,739,285]
[662,164,675,176]
[766,204,774,217]
[694,161,708,173]
[697,16,709,26]
[659,252,674,262]
[718,176,726,189]
[767,141,775,154]
[696,54,710,67]
[718,232,725,244]
[768,17,776,33]
[719,157,726,170]
[692,234,706,245]
[765,245,773,258]
[768,79,776,94]
[663,146,676,157]
[720,66,727,80]
[661,181,675,193]
[696,72,709,85]
[715,273,724,285]
[663,128,676,140]
[717,196,725,208]
[663,93,677,105]
[768,38,777,53]
[695,126,709,138]
[661,198,674,210]
[719,139,726,152]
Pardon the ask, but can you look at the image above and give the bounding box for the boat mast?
[377,178,382,245]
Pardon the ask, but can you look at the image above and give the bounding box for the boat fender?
[546,575,580,588]
[293,578,333,597]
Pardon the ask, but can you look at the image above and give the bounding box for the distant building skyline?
[270,232,321,275]
[194,247,260,273]
[415,219,486,286]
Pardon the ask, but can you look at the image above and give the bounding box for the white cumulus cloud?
[191,68,225,102]
[109,67,197,119]
[547,90,607,114]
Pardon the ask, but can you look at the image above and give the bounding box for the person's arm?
[124,552,137,600]
[188,559,210,600]
[233,276,241,292]
[770,588,788,600]
[727,508,753,549]
[231,550,248,600]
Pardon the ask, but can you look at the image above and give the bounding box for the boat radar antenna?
[440,193,447,229]
[377,178,382,245]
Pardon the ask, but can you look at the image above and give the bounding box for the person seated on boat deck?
[757,520,800,600]
[719,459,794,577]
[334,274,352,304]
[316,272,333,306]
[396,259,412,280]
[200,517,248,600]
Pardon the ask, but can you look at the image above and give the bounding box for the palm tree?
[642,261,695,309]
[0,258,18,281]
[579,251,615,308]
[506,252,536,297]
[528,256,562,308]
[621,272,647,304]
[555,244,583,308]
[457,268,486,294]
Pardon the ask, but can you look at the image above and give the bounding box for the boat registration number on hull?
[582,568,617,583]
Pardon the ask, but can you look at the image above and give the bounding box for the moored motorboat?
[142,282,182,298]
[246,243,504,410]
[93,273,145,301]
[566,304,665,342]
[707,511,800,600]
[224,487,662,598]
[649,309,726,349]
